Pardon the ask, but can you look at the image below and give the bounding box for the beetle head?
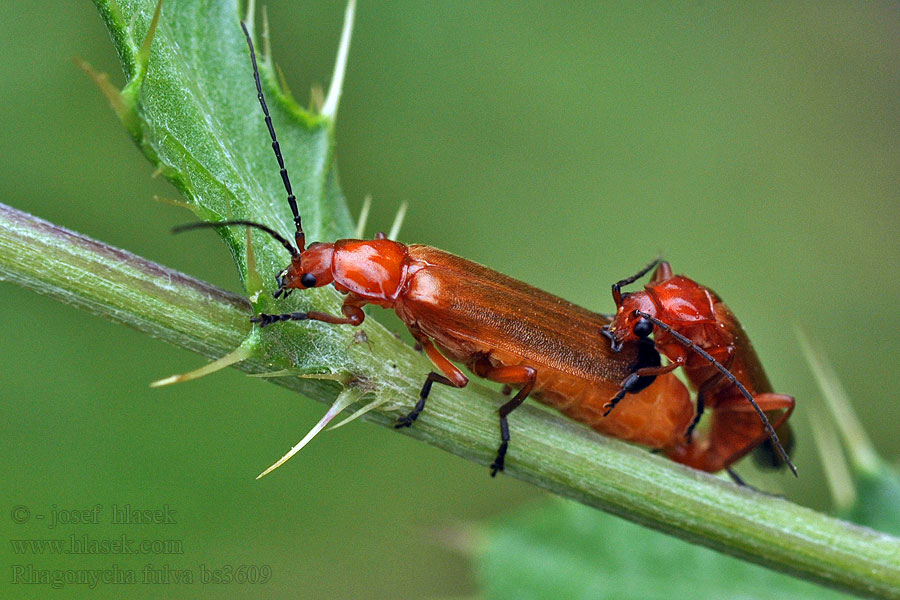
[602,291,658,351]
[274,242,336,297]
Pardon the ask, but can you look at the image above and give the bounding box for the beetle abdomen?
[395,246,695,450]
[398,245,637,384]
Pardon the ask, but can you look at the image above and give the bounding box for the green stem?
[2,202,899,598]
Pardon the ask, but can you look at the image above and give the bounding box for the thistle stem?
[2,202,899,598]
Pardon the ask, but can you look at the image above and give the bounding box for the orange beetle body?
[183,23,795,478]
[264,239,697,470]
[604,261,795,474]
[393,245,693,452]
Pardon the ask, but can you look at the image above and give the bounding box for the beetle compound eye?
[633,318,653,338]
[300,273,317,288]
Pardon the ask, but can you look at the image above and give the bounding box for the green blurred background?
[1,2,897,598]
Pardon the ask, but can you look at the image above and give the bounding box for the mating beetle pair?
[183,22,795,479]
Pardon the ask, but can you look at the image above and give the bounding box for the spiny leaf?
[91,0,366,377]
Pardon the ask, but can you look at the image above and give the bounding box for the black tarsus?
[491,372,536,477]
[172,220,298,257]
[685,391,705,440]
[726,468,747,486]
[633,310,798,477]
[602,386,629,417]
[250,312,309,327]
[394,372,454,428]
[240,21,304,249]
[727,468,788,496]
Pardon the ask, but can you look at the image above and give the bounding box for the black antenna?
[240,21,305,251]
[612,257,660,305]
[634,309,798,477]
[173,220,298,257]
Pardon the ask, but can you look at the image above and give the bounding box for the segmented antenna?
[612,257,660,305]
[634,310,798,477]
[173,221,298,257]
[240,21,305,250]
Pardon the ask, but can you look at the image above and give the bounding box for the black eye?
[633,318,653,338]
[300,273,317,288]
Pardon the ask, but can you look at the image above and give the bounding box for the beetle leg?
[724,469,786,495]
[668,393,794,473]
[603,361,680,417]
[395,333,468,428]
[714,393,794,429]
[685,352,736,440]
[725,468,747,486]
[395,372,454,428]
[633,362,679,378]
[251,311,312,327]
[472,362,537,476]
[253,298,366,328]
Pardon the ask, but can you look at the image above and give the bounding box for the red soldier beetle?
[602,259,797,476]
[175,23,710,477]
